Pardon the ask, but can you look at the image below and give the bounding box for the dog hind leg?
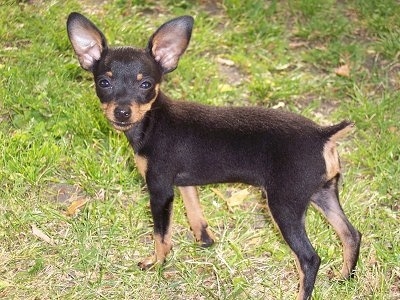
[267,190,320,300]
[311,175,361,279]
[179,186,215,247]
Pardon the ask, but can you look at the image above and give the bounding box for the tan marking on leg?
[179,186,215,244]
[312,203,361,278]
[134,155,148,179]
[326,211,360,278]
[323,124,353,180]
[138,229,173,270]
[154,230,172,262]
[294,255,306,300]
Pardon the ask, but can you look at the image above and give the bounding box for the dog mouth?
[110,120,135,131]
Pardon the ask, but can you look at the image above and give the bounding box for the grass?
[1,0,399,299]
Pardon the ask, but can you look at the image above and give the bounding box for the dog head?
[67,13,193,131]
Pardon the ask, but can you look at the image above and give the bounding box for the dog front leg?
[138,183,174,270]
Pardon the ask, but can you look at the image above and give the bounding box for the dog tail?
[321,121,354,180]
[323,120,354,142]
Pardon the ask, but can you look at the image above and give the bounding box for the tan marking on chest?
[135,155,148,179]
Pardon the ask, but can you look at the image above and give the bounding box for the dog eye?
[140,81,152,89]
[98,78,111,88]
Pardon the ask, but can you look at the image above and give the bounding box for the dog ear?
[67,12,108,71]
[147,16,194,74]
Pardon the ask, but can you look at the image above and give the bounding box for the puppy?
[67,13,361,299]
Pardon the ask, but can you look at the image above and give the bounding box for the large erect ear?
[67,12,108,71]
[147,16,194,74]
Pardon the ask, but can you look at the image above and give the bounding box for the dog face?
[67,13,193,131]
[94,49,162,131]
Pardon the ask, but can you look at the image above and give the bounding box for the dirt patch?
[216,57,245,86]
[46,183,85,204]
[199,0,224,16]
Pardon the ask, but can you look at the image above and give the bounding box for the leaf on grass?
[212,188,250,208]
[335,64,350,77]
[275,63,291,71]
[288,41,308,49]
[315,45,327,51]
[211,188,227,202]
[218,83,235,92]
[0,279,12,291]
[31,224,54,245]
[65,197,89,216]
[226,189,250,207]
[272,101,285,109]
[247,236,262,246]
[216,57,235,66]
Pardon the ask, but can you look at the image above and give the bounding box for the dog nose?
[114,106,132,122]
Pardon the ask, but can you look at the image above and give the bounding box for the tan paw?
[138,255,156,270]
[138,254,166,270]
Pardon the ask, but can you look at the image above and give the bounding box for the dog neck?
[124,91,169,153]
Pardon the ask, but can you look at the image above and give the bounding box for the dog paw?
[199,228,215,247]
[138,255,157,270]
[200,236,214,248]
[138,254,167,270]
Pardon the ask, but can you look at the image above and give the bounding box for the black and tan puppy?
[67,13,361,299]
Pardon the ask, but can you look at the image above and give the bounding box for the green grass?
[1,0,399,299]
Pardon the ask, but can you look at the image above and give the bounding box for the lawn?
[0,0,399,299]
